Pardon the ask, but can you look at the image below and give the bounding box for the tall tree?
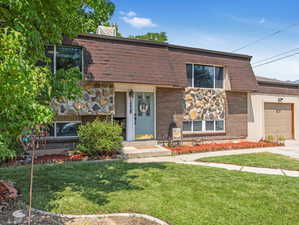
[129,32,168,42]
[0,0,115,159]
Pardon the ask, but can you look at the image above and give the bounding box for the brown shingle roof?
[256,76,299,95]
[256,76,299,87]
[67,34,257,91]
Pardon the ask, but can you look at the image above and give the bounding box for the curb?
[32,208,170,225]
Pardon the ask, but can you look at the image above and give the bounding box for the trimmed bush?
[77,119,123,156]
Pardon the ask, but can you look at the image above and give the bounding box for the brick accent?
[225,92,248,138]
[156,88,248,140]
[156,87,184,140]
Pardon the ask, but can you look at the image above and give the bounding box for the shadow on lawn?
[19,161,167,212]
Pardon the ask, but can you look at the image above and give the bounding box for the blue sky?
[110,0,299,81]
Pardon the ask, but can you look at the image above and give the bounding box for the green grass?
[198,152,299,171]
[1,161,299,225]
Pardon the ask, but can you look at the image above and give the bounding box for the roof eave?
[77,33,252,60]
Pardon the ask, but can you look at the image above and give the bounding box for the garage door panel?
[264,103,293,139]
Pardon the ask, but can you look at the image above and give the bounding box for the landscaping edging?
[32,208,170,225]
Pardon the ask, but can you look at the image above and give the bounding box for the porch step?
[122,140,158,147]
[122,145,172,159]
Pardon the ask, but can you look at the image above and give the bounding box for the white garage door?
[264,103,293,139]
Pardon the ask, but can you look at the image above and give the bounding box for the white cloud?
[120,11,136,17]
[120,11,156,29]
[127,11,137,17]
[122,17,156,28]
[259,18,265,24]
[227,14,268,26]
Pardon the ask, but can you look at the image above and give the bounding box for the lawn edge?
[0,158,123,169]
[32,208,170,225]
[197,153,299,171]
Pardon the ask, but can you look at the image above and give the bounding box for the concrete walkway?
[127,146,299,177]
[122,145,172,159]
[176,161,299,177]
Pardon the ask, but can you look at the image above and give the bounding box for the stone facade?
[184,88,226,121]
[52,87,114,116]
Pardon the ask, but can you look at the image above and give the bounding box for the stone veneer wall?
[52,85,114,116]
[184,88,226,121]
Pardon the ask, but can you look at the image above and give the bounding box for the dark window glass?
[206,121,215,131]
[186,64,193,87]
[216,120,224,131]
[193,121,202,131]
[215,67,224,88]
[39,46,55,71]
[183,121,192,131]
[194,65,214,88]
[56,46,82,72]
[56,122,81,137]
[137,95,143,116]
[48,124,55,136]
[145,95,151,116]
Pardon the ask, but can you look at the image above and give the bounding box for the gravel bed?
[0,199,160,225]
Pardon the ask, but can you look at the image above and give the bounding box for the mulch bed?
[1,153,119,168]
[0,181,18,213]
[167,141,283,154]
[34,153,119,164]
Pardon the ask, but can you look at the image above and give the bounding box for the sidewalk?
[127,146,299,177]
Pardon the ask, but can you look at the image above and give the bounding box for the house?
[248,76,299,141]
[45,29,299,148]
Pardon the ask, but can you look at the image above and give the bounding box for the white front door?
[125,91,155,141]
[114,83,156,141]
[134,92,155,140]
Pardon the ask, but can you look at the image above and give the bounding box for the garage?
[264,103,294,139]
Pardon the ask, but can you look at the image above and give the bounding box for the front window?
[186,64,224,89]
[45,45,83,74]
[183,120,225,133]
[48,121,81,137]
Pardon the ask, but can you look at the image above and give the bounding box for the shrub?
[77,119,123,156]
[265,135,274,143]
[277,136,286,145]
[0,134,16,162]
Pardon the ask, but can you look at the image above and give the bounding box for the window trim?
[187,63,225,89]
[182,120,225,134]
[49,45,83,78]
[48,121,82,138]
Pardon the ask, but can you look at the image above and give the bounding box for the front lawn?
[198,152,299,171]
[1,161,299,225]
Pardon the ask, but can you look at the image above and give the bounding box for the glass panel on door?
[135,92,154,140]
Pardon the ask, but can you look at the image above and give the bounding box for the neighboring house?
[45,29,299,148]
[248,76,299,141]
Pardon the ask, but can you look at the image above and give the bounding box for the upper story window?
[45,45,83,74]
[186,64,224,89]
